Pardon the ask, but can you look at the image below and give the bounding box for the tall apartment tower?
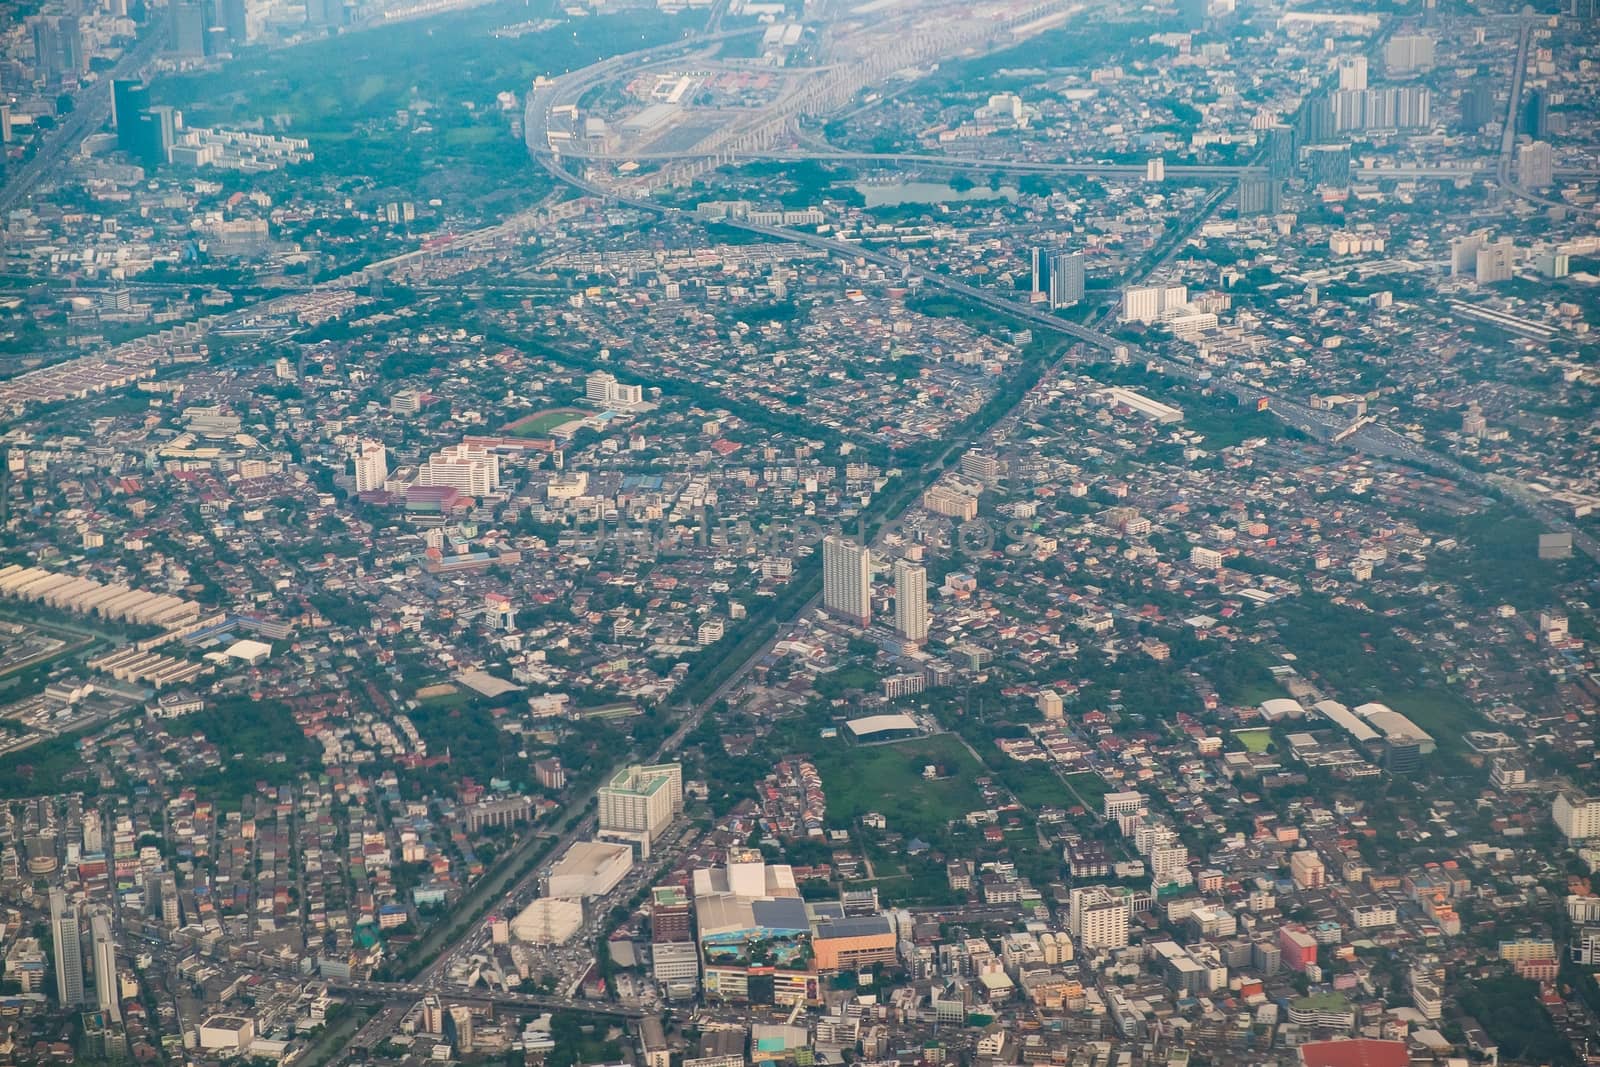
[1047,251,1085,309]
[91,913,120,1022]
[893,559,928,645]
[50,889,86,1007]
[353,439,389,492]
[1337,55,1368,91]
[822,535,872,627]
[1518,140,1554,189]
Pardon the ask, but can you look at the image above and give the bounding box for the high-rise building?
[1459,80,1496,132]
[353,440,388,492]
[1266,124,1295,178]
[1383,34,1436,75]
[1521,89,1548,139]
[1046,251,1085,309]
[159,872,180,928]
[1450,231,1487,276]
[134,106,178,168]
[893,558,928,645]
[1179,0,1207,30]
[417,443,500,496]
[1236,173,1281,216]
[598,764,683,851]
[90,913,119,1022]
[1328,86,1430,132]
[1475,238,1516,284]
[1306,144,1352,188]
[305,0,343,26]
[1120,284,1188,324]
[50,889,86,1007]
[169,1,207,56]
[111,80,149,141]
[1030,246,1053,297]
[222,0,249,43]
[30,16,84,83]
[822,535,872,627]
[585,370,642,408]
[1069,886,1131,949]
[1337,55,1368,91]
[0,104,11,145]
[1518,140,1554,189]
[444,1005,474,1055]
[1554,791,1600,840]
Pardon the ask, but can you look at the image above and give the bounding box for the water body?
[852,180,1021,208]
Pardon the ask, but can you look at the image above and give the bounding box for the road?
[1493,20,1600,218]
[0,31,166,216]
[329,978,645,1019]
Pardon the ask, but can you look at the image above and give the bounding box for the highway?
[0,31,166,216]
[329,979,645,1020]
[1493,20,1600,218]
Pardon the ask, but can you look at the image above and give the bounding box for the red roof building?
[1298,1038,1409,1067]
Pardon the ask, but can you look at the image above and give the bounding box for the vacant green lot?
[814,734,985,839]
[507,408,588,437]
[1234,729,1272,753]
[1062,770,1109,810]
[1377,690,1489,757]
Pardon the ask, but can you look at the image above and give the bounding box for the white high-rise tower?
[893,558,928,645]
[822,535,872,627]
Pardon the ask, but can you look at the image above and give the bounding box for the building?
[1555,791,1600,840]
[50,889,86,1007]
[1460,80,1496,131]
[1522,88,1548,139]
[445,1005,474,1055]
[1383,34,1435,74]
[822,535,872,627]
[1337,55,1367,90]
[1475,238,1517,283]
[1306,145,1352,188]
[509,897,584,944]
[168,1,206,56]
[1038,250,1085,309]
[417,443,500,496]
[1326,86,1431,132]
[1121,284,1188,324]
[1451,231,1488,276]
[353,439,388,492]
[1104,791,1145,818]
[1069,886,1131,949]
[811,913,897,972]
[547,840,633,899]
[197,1016,256,1053]
[90,913,119,1022]
[693,855,811,970]
[586,370,644,408]
[1518,140,1554,189]
[1279,925,1318,971]
[893,558,928,644]
[1237,173,1281,216]
[1290,850,1326,889]
[1298,1039,1409,1067]
[598,763,683,853]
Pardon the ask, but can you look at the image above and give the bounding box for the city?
[0,0,1598,1064]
